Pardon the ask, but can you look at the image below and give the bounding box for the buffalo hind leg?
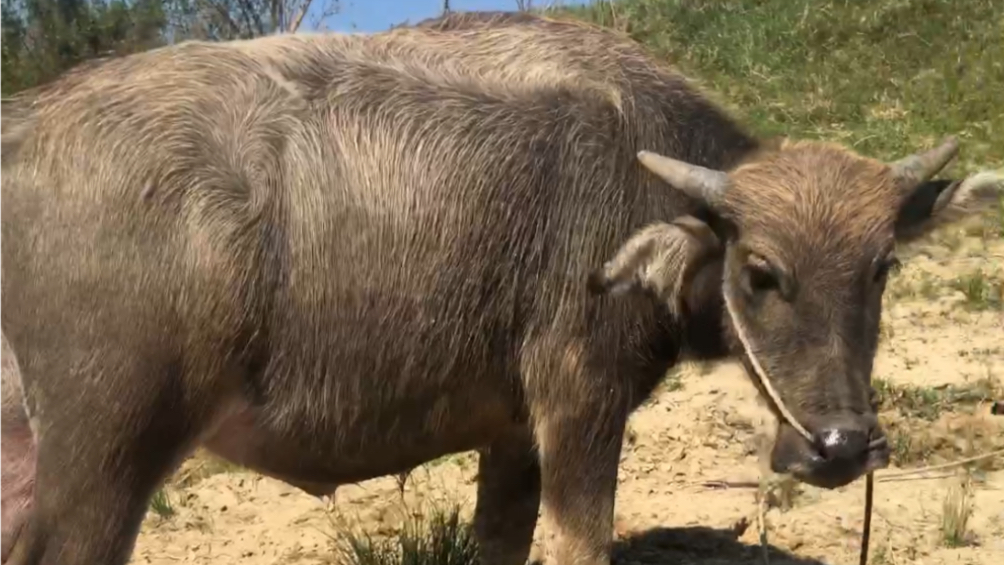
[1,424,35,564]
[2,334,35,564]
[7,409,192,565]
[1,394,35,564]
[5,357,196,565]
[474,430,541,565]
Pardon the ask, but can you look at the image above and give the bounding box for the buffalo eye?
[741,253,781,295]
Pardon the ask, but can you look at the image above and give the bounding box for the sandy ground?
[131,222,1004,565]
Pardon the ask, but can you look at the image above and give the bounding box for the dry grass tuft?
[940,475,975,548]
[170,449,245,488]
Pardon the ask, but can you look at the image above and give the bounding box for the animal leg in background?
[474,430,541,565]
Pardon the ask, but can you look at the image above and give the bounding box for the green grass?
[425,452,477,471]
[872,376,1001,420]
[872,376,1003,468]
[553,0,1003,174]
[887,427,934,466]
[149,488,175,519]
[332,505,479,565]
[950,269,1004,310]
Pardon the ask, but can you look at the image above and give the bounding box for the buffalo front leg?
[474,430,541,565]
[534,403,626,565]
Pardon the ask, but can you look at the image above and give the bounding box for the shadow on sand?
[609,525,833,565]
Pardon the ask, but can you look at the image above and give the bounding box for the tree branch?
[240,0,268,36]
[288,0,313,32]
[200,0,242,37]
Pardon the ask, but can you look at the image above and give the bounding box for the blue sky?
[309,1,587,33]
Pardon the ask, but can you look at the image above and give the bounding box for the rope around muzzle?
[721,263,875,565]
[721,262,814,442]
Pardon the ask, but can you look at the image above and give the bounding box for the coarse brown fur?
[2,10,1000,565]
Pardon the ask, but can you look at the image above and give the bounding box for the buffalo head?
[592,137,1002,489]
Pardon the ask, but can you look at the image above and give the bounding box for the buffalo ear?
[588,215,722,315]
[895,170,1004,243]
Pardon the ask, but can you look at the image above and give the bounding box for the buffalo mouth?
[726,307,891,488]
[734,355,890,489]
[769,421,891,489]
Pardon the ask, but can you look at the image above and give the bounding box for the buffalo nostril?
[813,427,871,462]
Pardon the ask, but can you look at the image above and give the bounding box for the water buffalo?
[2,10,1001,565]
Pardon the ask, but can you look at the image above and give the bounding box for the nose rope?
[723,262,875,565]
[722,262,814,442]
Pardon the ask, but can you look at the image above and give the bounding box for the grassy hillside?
[555,0,1003,173]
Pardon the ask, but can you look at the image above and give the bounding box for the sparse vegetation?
[332,505,478,565]
[640,367,685,407]
[872,376,1003,467]
[872,377,1002,421]
[426,452,477,471]
[663,371,684,393]
[886,270,945,303]
[760,475,802,512]
[149,488,175,519]
[170,450,245,488]
[941,476,975,548]
[951,270,1004,311]
[882,409,1004,469]
[886,424,939,467]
